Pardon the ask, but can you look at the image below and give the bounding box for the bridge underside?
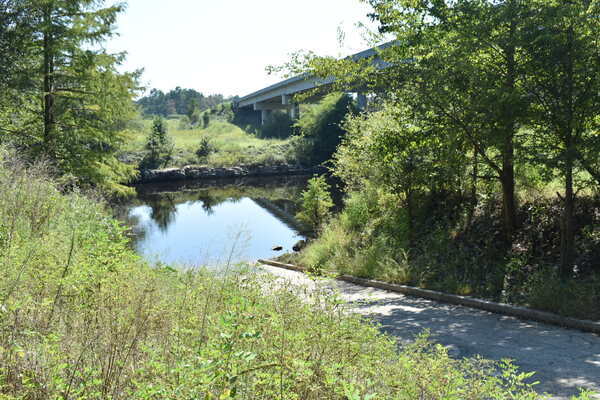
[239,91,367,125]
[251,94,301,124]
[235,42,395,125]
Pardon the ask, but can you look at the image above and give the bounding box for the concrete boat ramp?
[258,263,600,399]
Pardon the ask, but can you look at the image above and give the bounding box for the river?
[117,175,311,268]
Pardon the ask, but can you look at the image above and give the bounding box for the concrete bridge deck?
[235,41,396,123]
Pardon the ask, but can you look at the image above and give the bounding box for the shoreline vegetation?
[120,118,301,172]
[122,93,356,176]
[273,1,600,324]
[0,149,567,399]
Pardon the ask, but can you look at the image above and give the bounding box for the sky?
[106,0,378,98]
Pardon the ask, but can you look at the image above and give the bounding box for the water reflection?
[118,176,310,268]
[145,193,177,232]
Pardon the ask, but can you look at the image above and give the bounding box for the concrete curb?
[258,259,600,335]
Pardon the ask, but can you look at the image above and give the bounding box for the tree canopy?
[137,87,226,117]
[0,0,140,195]
[296,0,600,280]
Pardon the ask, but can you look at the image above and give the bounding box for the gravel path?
[259,264,600,399]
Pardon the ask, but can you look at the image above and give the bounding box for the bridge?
[234,41,396,124]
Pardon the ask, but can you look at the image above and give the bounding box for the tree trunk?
[405,189,414,247]
[42,7,54,148]
[560,149,575,279]
[467,146,478,227]
[500,15,518,243]
[501,137,517,241]
[560,25,576,280]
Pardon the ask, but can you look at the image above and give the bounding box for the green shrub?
[297,176,334,232]
[301,221,353,272]
[195,135,214,162]
[140,117,174,170]
[525,268,600,320]
[294,93,356,165]
[178,115,191,130]
[340,188,380,232]
[202,111,210,128]
[286,135,314,166]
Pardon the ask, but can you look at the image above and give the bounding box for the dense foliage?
[291,93,357,166]
[137,87,226,120]
[121,118,300,169]
[295,0,600,318]
[297,176,334,232]
[122,92,359,171]
[0,149,562,399]
[0,0,139,195]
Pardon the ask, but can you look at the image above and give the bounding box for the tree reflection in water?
[118,175,323,265]
[145,194,177,232]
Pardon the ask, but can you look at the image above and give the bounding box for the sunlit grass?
[123,117,297,168]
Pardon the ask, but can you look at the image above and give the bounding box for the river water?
[117,176,310,268]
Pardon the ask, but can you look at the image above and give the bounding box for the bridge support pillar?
[357,93,368,110]
[261,109,272,125]
[290,103,300,120]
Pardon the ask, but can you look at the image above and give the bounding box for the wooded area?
[136,87,226,119]
[296,0,600,318]
[0,0,140,194]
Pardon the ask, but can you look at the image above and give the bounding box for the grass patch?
[123,118,298,168]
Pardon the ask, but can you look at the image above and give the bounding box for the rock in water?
[271,246,283,251]
[292,240,306,252]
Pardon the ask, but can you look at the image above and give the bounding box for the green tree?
[0,0,140,195]
[195,135,213,162]
[297,176,334,232]
[187,97,199,121]
[0,0,36,140]
[520,0,600,278]
[0,0,29,90]
[141,117,173,170]
[337,103,466,245]
[360,0,529,242]
[136,87,225,117]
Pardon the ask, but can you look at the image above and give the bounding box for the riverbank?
[294,187,600,322]
[134,163,327,184]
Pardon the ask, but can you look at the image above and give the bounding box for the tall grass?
[0,148,574,399]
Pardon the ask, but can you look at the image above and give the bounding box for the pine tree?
[1,0,140,195]
[141,117,173,170]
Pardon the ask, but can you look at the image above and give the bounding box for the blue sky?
[106,0,378,97]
